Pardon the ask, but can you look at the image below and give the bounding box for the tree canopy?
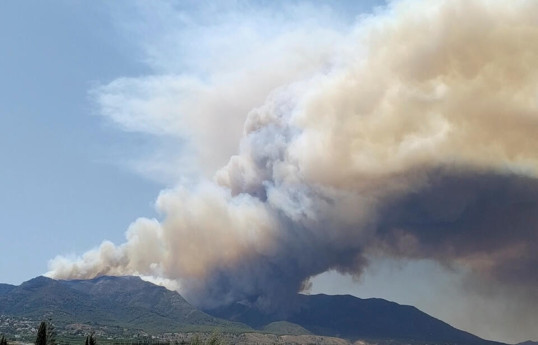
[35,320,56,345]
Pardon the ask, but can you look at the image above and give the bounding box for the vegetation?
[36,322,47,345]
[2,276,498,345]
[0,335,7,345]
[84,334,96,345]
[27,320,228,345]
[36,320,57,345]
[187,333,226,345]
[0,276,250,336]
[47,320,57,345]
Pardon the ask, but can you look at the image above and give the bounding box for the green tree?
[1,335,8,345]
[35,320,56,345]
[85,334,96,345]
[35,322,47,345]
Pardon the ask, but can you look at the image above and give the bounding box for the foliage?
[85,334,97,345]
[205,333,225,345]
[0,335,8,345]
[189,336,202,345]
[36,322,47,345]
[188,333,225,345]
[35,320,56,345]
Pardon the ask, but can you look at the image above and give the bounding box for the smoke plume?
[49,0,538,327]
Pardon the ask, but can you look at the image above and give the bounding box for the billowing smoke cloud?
[49,0,538,324]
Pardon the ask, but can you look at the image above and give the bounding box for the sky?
[0,0,161,283]
[1,1,538,344]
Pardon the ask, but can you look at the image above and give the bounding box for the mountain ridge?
[206,293,505,345]
[0,283,15,295]
[0,276,510,345]
[0,276,249,334]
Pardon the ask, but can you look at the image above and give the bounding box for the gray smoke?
[49,0,538,326]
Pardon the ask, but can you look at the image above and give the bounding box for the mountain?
[517,342,538,345]
[0,276,249,334]
[206,294,504,345]
[0,283,15,295]
[0,276,508,345]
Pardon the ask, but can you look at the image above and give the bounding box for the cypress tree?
[35,322,47,345]
[85,333,96,345]
[1,335,7,345]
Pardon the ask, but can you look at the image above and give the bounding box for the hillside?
[0,276,511,345]
[0,283,15,295]
[0,276,249,334]
[261,321,312,335]
[207,294,505,345]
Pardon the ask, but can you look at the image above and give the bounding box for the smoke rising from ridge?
[49,0,538,337]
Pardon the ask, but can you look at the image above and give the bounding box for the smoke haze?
[48,0,538,341]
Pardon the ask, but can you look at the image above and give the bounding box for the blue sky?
[0,1,160,283]
[1,1,538,344]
